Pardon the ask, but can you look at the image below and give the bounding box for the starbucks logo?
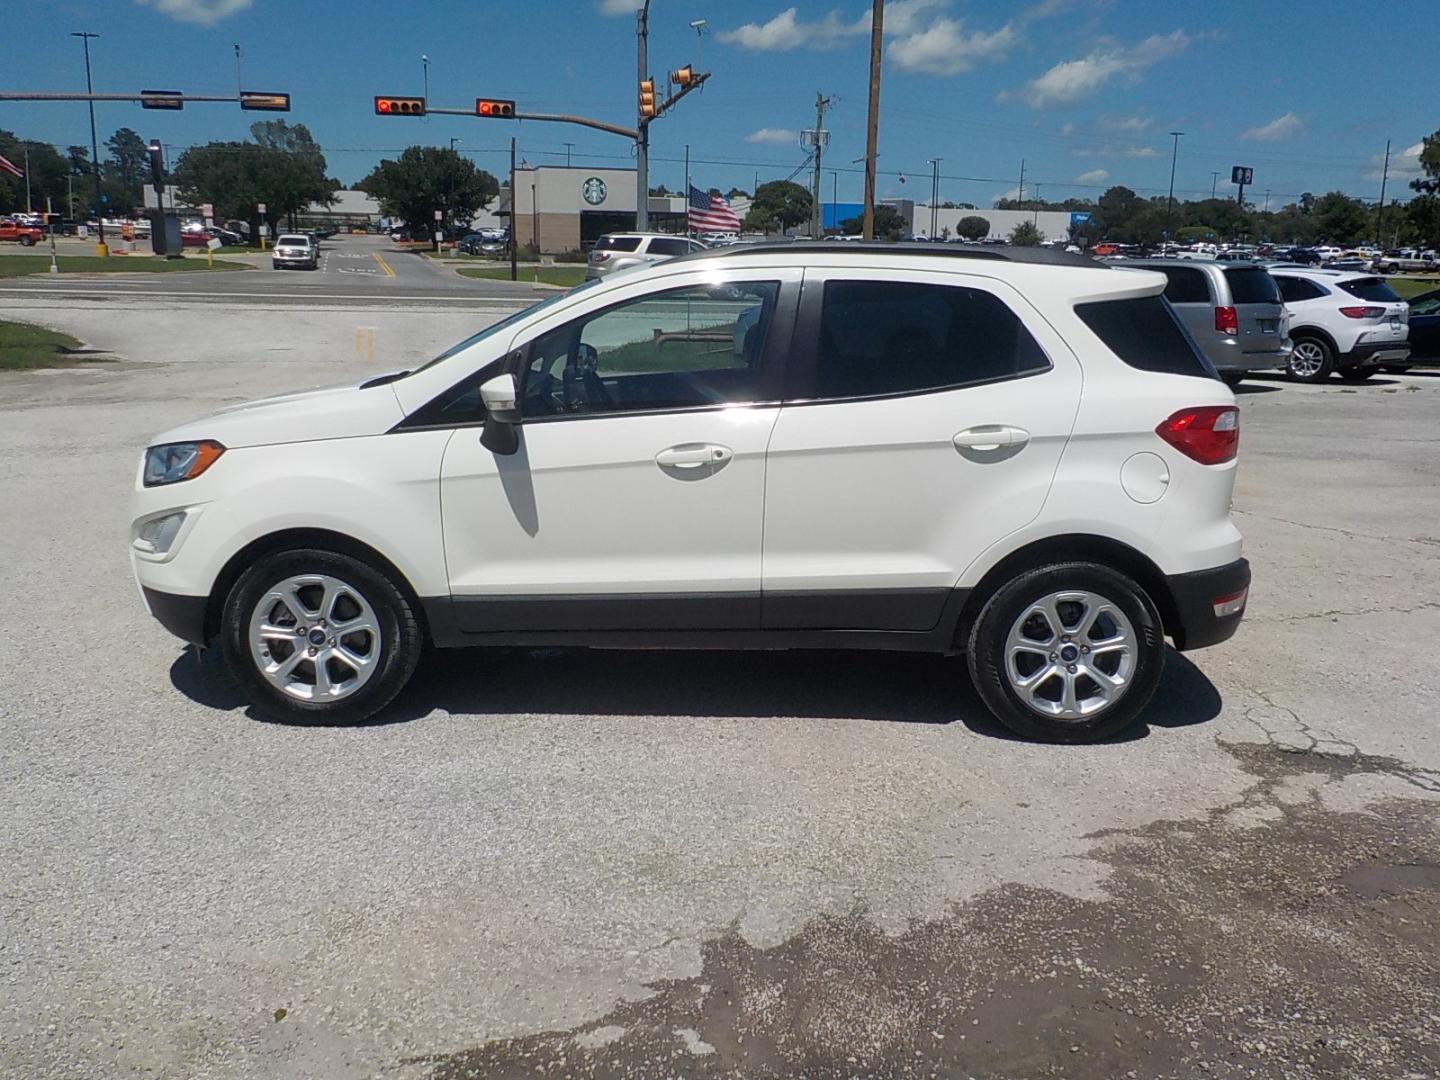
[582,177,607,205]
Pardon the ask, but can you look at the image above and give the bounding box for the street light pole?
[421,55,429,101]
[926,157,940,238]
[72,31,106,256]
[1164,130,1183,245]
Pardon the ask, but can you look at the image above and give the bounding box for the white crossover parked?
[131,243,1250,742]
[1268,267,1410,382]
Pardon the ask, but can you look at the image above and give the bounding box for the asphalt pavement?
[1,297,1438,1079]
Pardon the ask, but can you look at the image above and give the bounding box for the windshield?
[405,280,601,377]
[278,235,309,246]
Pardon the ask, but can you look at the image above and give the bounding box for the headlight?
[143,441,225,486]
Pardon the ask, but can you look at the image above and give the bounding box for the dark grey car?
[1122,259,1290,383]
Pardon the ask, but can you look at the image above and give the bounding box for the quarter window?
[812,280,1050,399]
[522,282,779,418]
[646,237,690,256]
[1275,276,1326,303]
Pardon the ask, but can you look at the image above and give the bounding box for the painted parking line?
[372,251,397,278]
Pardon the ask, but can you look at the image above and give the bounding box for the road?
[1,296,1438,1079]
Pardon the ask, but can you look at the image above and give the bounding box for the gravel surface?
[1,302,1437,1079]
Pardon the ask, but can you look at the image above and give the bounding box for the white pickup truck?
[1372,249,1438,273]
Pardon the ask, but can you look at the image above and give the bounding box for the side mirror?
[479,372,520,456]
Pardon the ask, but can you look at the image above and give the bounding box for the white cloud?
[717,7,858,51]
[595,0,636,14]
[746,127,799,145]
[1366,140,1425,182]
[995,187,1021,205]
[1241,112,1305,142]
[1100,113,1154,132]
[1076,168,1110,184]
[889,18,1019,75]
[1002,29,1191,107]
[1071,143,1161,158]
[134,0,251,23]
[867,0,951,35]
[1060,122,1076,135]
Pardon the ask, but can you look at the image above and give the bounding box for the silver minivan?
[1123,259,1289,384]
[585,232,707,280]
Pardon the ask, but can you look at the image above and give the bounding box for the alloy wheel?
[247,574,381,702]
[1004,590,1136,721]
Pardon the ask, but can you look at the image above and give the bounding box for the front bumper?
[142,586,209,646]
[1165,557,1250,651]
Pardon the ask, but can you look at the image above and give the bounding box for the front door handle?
[655,444,733,472]
[953,425,1030,452]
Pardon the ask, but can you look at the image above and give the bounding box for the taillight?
[592,252,610,262]
[1338,306,1384,319]
[1214,306,1238,335]
[1156,406,1239,465]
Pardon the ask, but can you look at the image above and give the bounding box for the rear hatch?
[1222,266,1285,354]
[1337,276,1408,344]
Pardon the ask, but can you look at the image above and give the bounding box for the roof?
[671,241,1104,270]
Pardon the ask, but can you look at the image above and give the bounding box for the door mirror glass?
[480,373,520,424]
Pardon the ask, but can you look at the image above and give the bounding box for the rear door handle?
[953,425,1030,452]
[656,444,733,469]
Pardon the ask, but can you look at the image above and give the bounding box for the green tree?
[0,132,69,215]
[838,203,905,240]
[1311,191,1370,246]
[1095,185,1142,240]
[955,214,990,240]
[105,127,148,211]
[358,146,499,249]
[1009,220,1044,247]
[1411,129,1440,195]
[174,121,339,240]
[1405,194,1440,247]
[743,180,812,234]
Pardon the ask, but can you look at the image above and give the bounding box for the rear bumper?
[1343,341,1410,365]
[1210,342,1290,373]
[142,586,209,647]
[1165,558,1250,651]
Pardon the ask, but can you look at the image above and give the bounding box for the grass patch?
[0,320,113,370]
[458,265,588,287]
[1384,276,1440,300]
[0,255,249,278]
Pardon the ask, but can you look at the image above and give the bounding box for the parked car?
[1321,257,1371,273]
[1372,249,1438,274]
[1269,268,1409,381]
[1121,259,1289,385]
[1398,287,1439,368]
[271,233,319,270]
[1274,247,1320,266]
[129,242,1250,743]
[585,232,707,280]
[0,217,45,246]
[310,227,337,240]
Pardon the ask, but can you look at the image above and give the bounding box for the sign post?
[1231,165,1253,209]
[257,202,267,250]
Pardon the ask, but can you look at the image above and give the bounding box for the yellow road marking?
[372,251,396,278]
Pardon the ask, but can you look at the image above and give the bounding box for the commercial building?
[501,166,687,253]
[823,199,1077,242]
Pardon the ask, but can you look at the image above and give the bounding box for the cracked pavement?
[0,300,1437,1079]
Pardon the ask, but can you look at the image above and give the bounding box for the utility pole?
[23,143,32,213]
[861,0,883,240]
[1164,131,1182,244]
[71,31,105,256]
[563,141,574,167]
[1263,189,1271,213]
[1032,183,1041,226]
[635,0,651,229]
[509,136,517,281]
[1016,158,1025,208]
[1211,171,1219,199]
[804,92,833,239]
[926,157,940,237]
[1375,139,1391,248]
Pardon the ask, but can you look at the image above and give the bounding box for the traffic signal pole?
[636,1,650,229]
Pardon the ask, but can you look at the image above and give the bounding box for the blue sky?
[8,0,1433,207]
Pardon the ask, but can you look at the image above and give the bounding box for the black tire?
[1220,372,1245,389]
[220,548,423,725]
[19,235,35,247]
[1338,366,1376,382]
[966,561,1166,743]
[1287,336,1334,383]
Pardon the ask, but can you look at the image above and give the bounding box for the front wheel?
[1287,337,1333,383]
[220,548,423,724]
[19,235,35,247]
[966,562,1166,743]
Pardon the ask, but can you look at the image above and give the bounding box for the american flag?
[688,184,742,233]
[0,154,23,180]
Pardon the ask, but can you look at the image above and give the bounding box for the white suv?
[130,244,1250,743]
[1269,268,1410,382]
[585,232,706,280]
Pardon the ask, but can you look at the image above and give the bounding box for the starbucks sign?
[581,176,608,205]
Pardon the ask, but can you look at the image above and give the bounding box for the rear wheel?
[220,548,423,725]
[1287,337,1333,383]
[19,235,35,247]
[967,562,1165,743]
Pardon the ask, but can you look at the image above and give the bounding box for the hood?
[149,378,407,450]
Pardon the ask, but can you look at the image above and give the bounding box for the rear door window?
[1338,277,1402,302]
[1275,276,1327,302]
[1223,267,1281,304]
[647,237,691,256]
[1159,267,1210,304]
[594,235,641,253]
[1075,296,1215,379]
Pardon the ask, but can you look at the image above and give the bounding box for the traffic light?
[670,66,694,87]
[475,98,516,118]
[147,140,164,186]
[638,78,656,118]
[374,96,426,116]
[140,90,183,110]
[239,91,291,112]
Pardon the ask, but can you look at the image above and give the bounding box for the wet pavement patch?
[414,741,1440,1079]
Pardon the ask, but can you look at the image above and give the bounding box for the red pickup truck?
[0,218,45,246]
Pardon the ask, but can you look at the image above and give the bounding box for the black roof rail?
[672,240,1103,269]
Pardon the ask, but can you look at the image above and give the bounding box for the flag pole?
[683,143,690,237]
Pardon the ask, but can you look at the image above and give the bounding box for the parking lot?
[2,294,1439,1078]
